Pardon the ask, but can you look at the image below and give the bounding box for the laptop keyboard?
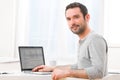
[25,71,52,75]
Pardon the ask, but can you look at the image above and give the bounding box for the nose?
[69,19,76,27]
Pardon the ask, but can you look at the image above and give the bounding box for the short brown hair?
[65,2,88,18]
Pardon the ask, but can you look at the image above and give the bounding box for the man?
[32,2,108,80]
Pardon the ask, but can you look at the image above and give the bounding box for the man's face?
[65,7,88,35]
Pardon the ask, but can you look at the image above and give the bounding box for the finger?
[52,72,55,80]
[52,74,56,80]
[38,69,45,72]
[32,65,44,72]
[32,67,38,72]
[32,66,39,72]
[52,72,58,80]
[54,76,58,80]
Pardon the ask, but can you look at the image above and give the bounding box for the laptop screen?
[19,46,45,71]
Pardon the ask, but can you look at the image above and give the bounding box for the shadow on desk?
[61,78,101,80]
[102,74,120,80]
[64,74,120,80]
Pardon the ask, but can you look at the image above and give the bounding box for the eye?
[74,15,80,19]
[66,17,71,21]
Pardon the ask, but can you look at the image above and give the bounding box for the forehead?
[65,7,82,17]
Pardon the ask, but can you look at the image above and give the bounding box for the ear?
[85,14,90,22]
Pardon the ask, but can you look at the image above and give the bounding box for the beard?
[71,24,86,35]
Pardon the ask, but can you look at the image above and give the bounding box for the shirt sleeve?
[70,63,78,70]
[84,36,108,79]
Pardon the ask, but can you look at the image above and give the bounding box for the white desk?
[0,72,120,80]
[0,72,89,80]
[0,72,51,80]
[0,62,99,80]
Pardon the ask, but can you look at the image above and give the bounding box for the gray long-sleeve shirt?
[71,31,108,80]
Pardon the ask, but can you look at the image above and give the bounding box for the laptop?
[18,46,51,75]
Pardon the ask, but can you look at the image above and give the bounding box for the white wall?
[108,47,120,70]
[0,61,20,72]
[0,0,17,57]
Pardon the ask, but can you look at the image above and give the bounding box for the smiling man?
[32,2,108,80]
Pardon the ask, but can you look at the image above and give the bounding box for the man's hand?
[32,65,54,72]
[52,68,70,80]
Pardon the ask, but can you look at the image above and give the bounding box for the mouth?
[71,25,79,30]
[72,26,78,31]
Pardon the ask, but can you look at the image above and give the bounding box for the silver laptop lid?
[19,46,45,72]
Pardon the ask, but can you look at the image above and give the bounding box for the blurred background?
[0,0,120,72]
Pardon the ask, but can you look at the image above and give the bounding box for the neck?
[78,27,91,39]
